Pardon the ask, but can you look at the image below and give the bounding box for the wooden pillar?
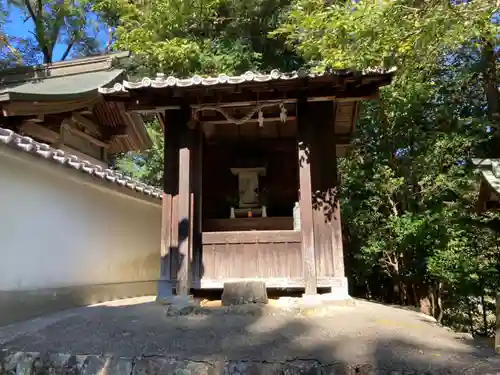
[158,112,180,300]
[191,123,203,284]
[177,105,193,297]
[310,101,345,281]
[297,97,317,295]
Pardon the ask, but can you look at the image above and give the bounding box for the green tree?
[115,120,165,187]
[93,0,302,76]
[277,0,499,330]
[8,0,107,64]
[276,0,499,150]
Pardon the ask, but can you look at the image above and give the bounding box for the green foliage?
[276,0,497,73]
[92,0,303,76]
[7,0,106,64]
[279,0,499,332]
[115,120,164,187]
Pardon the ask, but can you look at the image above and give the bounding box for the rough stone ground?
[1,297,500,374]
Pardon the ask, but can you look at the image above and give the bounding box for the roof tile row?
[0,127,162,199]
[98,67,396,94]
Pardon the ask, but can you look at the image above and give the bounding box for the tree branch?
[382,250,399,274]
[104,27,114,53]
[24,0,38,22]
[60,42,74,61]
[24,0,52,63]
[387,194,399,216]
[0,35,24,65]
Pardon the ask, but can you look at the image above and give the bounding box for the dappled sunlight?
[87,296,157,308]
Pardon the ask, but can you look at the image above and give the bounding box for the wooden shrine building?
[99,67,395,298]
[0,52,152,166]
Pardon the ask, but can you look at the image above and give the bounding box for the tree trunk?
[481,292,488,336]
[467,297,475,335]
[429,284,436,317]
[365,279,372,299]
[400,281,407,305]
[411,283,418,307]
[435,282,444,324]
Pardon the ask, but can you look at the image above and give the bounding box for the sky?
[4,4,108,63]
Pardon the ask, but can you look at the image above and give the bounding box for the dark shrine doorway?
[201,102,299,232]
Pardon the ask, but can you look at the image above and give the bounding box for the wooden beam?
[200,116,297,126]
[192,99,298,109]
[62,123,109,149]
[297,97,317,296]
[31,114,44,123]
[177,105,193,297]
[158,109,181,300]
[72,113,102,135]
[129,105,181,114]
[124,86,381,112]
[157,113,166,132]
[19,122,59,144]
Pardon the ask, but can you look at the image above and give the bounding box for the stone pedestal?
[325,277,350,300]
[302,277,352,306]
[222,281,269,306]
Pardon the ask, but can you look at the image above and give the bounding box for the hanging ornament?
[279,103,287,123]
[258,109,264,128]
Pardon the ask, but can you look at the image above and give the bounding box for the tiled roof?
[473,158,500,195]
[0,52,129,102]
[0,127,162,199]
[98,67,397,94]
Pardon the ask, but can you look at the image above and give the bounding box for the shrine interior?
[200,102,299,233]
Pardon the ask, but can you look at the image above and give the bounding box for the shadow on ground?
[0,297,499,374]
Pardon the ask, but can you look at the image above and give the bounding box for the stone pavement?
[1,297,500,374]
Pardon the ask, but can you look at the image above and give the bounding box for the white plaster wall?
[0,152,162,292]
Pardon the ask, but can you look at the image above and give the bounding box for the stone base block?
[302,277,353,307]
[221,281,268,306]
[326,277,350,300]
[302,293,323,307]
[155,279,174,303]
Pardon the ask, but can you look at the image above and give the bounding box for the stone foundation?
[0,351,431,375]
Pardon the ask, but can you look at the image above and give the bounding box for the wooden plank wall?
[203,217,293,232]
[197,231,302,280]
